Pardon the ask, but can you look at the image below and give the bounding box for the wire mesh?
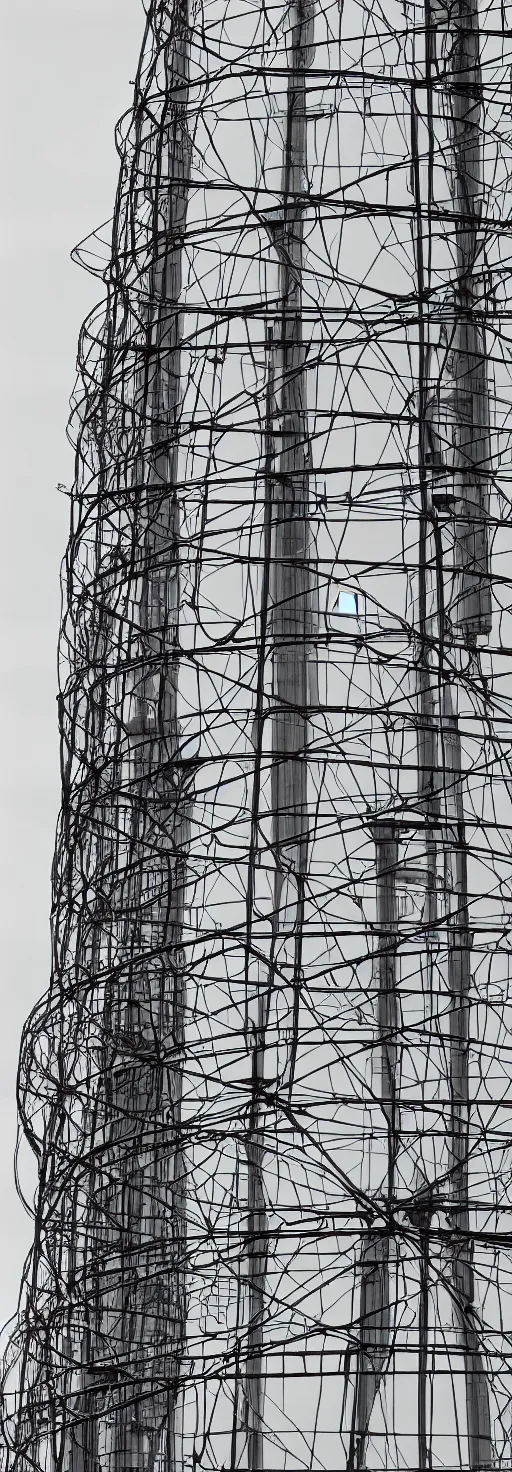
[2,0,512,1467]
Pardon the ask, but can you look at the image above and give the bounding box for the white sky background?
[0,0,142,1333]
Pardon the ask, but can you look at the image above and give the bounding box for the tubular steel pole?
[442,688,493,1470]
[427,0,493,1462]
[440,0,492,644]
[349,826,398,1472]
[243,4,316,1464]
[271,0,316,908]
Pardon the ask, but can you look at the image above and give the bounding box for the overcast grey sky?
[0,0,143,1333]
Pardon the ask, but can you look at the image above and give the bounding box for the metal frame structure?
[3,0,512,1467]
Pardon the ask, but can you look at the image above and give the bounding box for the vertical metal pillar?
[271,0,316,906]
[243,5,316,1464]
[427,0,491,642]
[442,689,493,1470]
[349,825,398,1470]
[445,0,491,642]
[411,1181,435,1472]
[244,987,269,1472]
[427,0,493,1462]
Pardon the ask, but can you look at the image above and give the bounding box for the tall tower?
[3,0,512,1469]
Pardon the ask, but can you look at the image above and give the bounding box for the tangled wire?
[2,0,512,1467]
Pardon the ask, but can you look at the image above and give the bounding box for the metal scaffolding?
[2,0,512,1467]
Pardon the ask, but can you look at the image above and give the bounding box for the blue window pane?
[335,590,358,615]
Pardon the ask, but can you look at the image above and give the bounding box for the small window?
[334,589,359,616]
